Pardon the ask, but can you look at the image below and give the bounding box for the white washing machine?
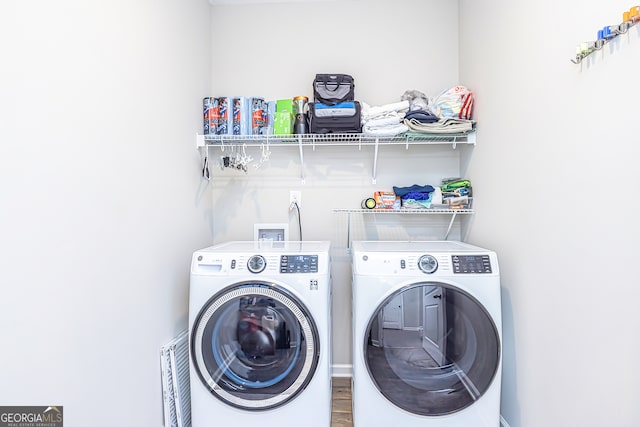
[351,240,501,427]
[189,241,332,427]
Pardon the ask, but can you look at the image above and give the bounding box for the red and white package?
[428,86,474,120]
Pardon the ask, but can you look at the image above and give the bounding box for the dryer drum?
[191,282,320,411]
[364,282,500,416]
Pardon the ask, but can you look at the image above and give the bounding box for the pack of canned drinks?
[203,97,270,135]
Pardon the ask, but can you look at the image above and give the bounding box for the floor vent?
[160,330,191,427]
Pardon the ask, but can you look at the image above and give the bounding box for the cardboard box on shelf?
[374,191,399,209]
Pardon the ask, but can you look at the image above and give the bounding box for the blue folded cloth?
[403,191,431,200]
[393,184,435,198]
[402,194,433,209]
[404,109,439,123]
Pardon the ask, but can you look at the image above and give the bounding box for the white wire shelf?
[196,131,475,148]
[197,131,476,184]
[332,207,474,249]
[332,208,474,214]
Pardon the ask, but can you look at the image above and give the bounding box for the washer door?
[191,282,319,410]
[364,282,500,416]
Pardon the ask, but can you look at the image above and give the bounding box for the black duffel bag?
[313,74,355,105]
[308,101,361,134]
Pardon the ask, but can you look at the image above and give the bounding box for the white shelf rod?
[444,211,458,240]
[298,135,305,184]
[372,138,380,184]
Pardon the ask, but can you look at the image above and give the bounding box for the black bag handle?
[316,74,352,92]
[313,74,354,104]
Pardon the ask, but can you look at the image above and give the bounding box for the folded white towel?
[361,100,410,122]
[364,115,402,128]
[363,122,409,137]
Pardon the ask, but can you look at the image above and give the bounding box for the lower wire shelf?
[332,208,475,249]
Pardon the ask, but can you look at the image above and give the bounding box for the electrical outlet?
[289,191,301,209]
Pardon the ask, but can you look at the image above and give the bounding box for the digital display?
[452,255,492,274]
[280,255,318,273]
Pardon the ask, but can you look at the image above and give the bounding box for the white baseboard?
[331,364,352,377]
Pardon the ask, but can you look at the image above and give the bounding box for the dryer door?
[191,282,319,410]
[364,282,500,416]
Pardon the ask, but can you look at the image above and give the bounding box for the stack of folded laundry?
[401,89,439,126]
[360,100,410,137]
[441,179,472,209]
[404,117,475,134]
[392,184,436,209]
[402,86,476,134]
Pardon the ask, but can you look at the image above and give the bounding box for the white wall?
[208,0,461,371]
[0,1,212,426]
[459,0,640,426]
[210,0,459,104]
[5,1,633,425]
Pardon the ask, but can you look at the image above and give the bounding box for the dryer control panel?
[452,255,492,274]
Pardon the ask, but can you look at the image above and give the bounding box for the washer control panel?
[452,255,492,274]
[280,254,318,273]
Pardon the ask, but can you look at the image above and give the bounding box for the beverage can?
[217,97,230,135]
[232,97,242,135]
[251,97,266,135]
[203,97,215,135]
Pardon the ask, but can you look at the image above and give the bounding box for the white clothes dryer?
[189,241,332,427]
[351,241,501,427]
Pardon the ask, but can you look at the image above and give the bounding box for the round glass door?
[364,282,500,416]
[191,282,319,410]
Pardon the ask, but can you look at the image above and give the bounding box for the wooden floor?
[331,377,353,427]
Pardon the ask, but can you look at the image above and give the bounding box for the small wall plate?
[254,223,289,242]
